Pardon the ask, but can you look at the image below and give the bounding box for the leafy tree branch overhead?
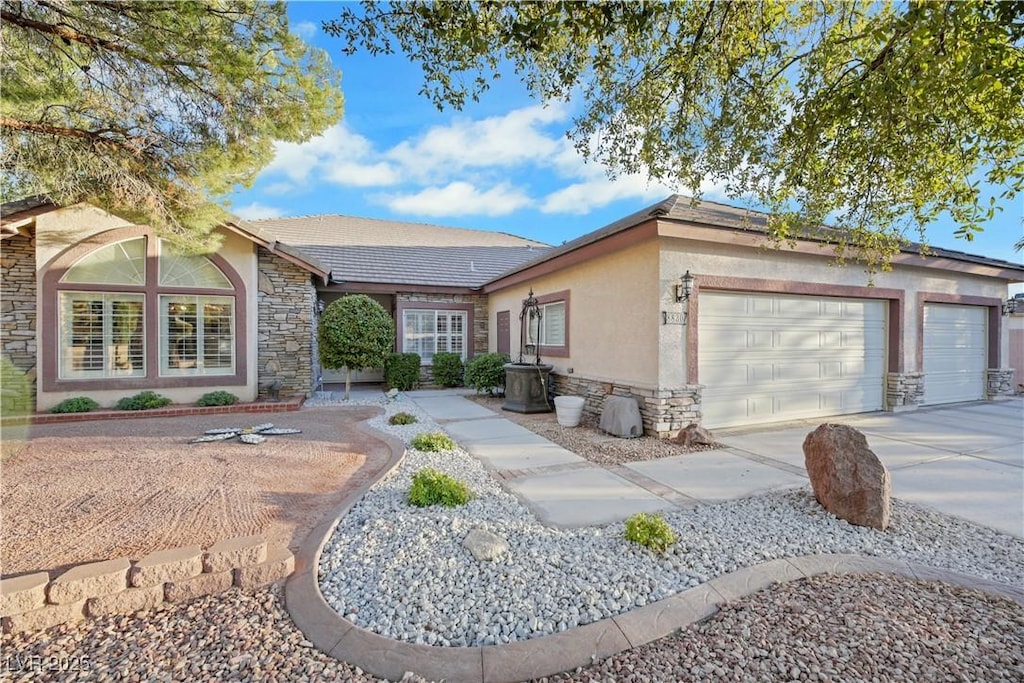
[325,0,1024,269]
[1,0,343,248]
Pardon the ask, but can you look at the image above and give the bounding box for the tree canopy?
[318,294,395,400]
[1,0,343,248]
[325,1,1024,269]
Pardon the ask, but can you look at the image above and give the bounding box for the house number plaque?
[662,311,684,325]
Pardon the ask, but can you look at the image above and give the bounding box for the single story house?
[2,195,1020,435]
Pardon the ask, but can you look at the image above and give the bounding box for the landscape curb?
[285,419,1024,683]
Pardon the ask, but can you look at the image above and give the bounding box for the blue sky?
[229,2,1023,274]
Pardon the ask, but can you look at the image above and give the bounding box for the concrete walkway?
[406,390,1023,538]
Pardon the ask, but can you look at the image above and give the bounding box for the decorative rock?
[129,546,203,587]
[1,599,86,634]
[803,424,891,530]
[670,423,716,448]
[462,528,509,561]
[164,570,235,603]
[0,572,49,617]
[47,558,130,605]
[203,535,267,573]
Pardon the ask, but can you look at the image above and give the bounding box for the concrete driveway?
[713,398,1024,538]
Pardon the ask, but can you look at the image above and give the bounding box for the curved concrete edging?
[285,416,1024,683]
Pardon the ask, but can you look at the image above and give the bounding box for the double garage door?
[699,292,887,429]
[699,293,989,428]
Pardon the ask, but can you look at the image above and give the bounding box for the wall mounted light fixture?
[674,270,694,303]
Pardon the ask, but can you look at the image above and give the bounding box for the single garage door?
[922,304,987,405]
[699,292,886,429]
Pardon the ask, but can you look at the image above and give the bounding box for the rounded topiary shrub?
[465,352,510,395]
[385,352,421,391]
[411,431,456,452]
[116,390,172,411]
[318,295,395,400]
[431,352,463,388]
[408,468,473,508]
[624,513,677,554]
[50,396,101,414]
[196,390,239,407]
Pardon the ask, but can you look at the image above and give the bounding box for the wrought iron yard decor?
[518,288,542,364]
[190,423,302,445]
[504,288,554,413]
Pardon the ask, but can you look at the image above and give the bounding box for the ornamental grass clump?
[411,431,456,452]
[408,468,473,508]
[388,411,418,425]
[624,512,677,554]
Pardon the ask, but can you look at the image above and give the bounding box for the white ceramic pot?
[553,395,586,427]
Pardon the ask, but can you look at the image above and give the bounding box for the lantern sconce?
[1001,298,1016,316]
[674,270,694,303]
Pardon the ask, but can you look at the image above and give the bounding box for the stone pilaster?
[257,248,316,399]
[885,372,924,411]
[986,369,1015,399]
[1,233,37,406]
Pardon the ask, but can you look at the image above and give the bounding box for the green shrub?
[196,390,239,407]
[431,352,464,387]
[385,352,421,391]
[411,431,456,452]
[116,390,172,411]
[465,352,510,395]
[50,396,101,414]
[408,468,473,508]
[318,294,395,400]
[624,513,677,554]
[388,411,418,425]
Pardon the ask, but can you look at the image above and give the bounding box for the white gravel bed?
[316,394,1024,649]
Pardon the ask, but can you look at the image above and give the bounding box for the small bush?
[408,468,473,507]
[465,352,510,395]
[432,352,464,387]
[385,352,421,391]
[624,513,677,554]
[411,431,456,452]
[50,396,101,414]
[116,390,172,411]
[389,411,418,425]
[196,391,239,407]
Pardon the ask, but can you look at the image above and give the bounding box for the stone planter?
[553,395,586,427]
[502,363,553,413]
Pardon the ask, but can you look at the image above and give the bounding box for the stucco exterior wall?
[488,239,661,386]
[32,206,262,410]
[658,234,1012,388]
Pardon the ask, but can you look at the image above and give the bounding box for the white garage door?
[699,292,886,429]
[922,304,987,405]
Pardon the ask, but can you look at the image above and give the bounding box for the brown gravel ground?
[1,574,1020,682]
[468,395,715,466]
[0,406,391,576]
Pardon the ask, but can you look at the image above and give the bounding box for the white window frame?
[58,292,146,379]
[528,301,566,347]
[159,295,235,376]
[402,309,468,363]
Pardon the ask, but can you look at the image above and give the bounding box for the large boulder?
[803,424,891,530]
[670,423,716,448]
[462,528,509,561]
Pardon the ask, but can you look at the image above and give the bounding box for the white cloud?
[387,103,571,181]
[378,182,533,217]
[262,123,399,188]
[541,174,675,214]
[233,202,285,220]
[262,181,297,196]
[293,21,317,39]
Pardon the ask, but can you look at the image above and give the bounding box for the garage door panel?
[699,292,886,428]
[923,304,986,405]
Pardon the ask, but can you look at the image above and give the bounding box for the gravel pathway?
[3,392,1021,682]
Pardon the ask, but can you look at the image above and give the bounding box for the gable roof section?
[249,214,550,289]
[485,195,1024,289]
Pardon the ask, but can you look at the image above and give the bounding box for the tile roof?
[249,214,550,288]
[488,194,1024,282]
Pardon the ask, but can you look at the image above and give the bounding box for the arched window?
[49,231,243,386]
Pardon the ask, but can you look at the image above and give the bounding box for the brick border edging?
[1,535,295,633]
[283,425,1024,683]
[2,397,305,426]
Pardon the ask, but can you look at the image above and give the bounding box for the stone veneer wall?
[986,369,1015,398]
[885,372,924,410]
[257,248,316,399]
[1,234,37,407]
[396,292,488,385]
[0,535,294,634]
[551,373,702,438]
